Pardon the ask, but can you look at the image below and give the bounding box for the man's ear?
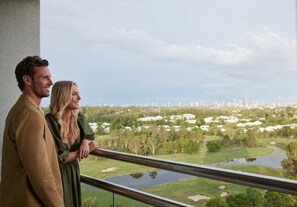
[23,75,32,86]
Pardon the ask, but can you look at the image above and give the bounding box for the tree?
[226,193,249,207]
[221,135,232,148]
[188,130,203,142]
[119,137,130,148]
[246,188,265,207]
[206,198,228,207]
[184,140,200,154]
[287,141,297,157]
[159,130,172,143]
[281,141,297,176]
[281,158,297,175]
[147,136,160,155]
[161,142,179,154]
[223,123,236,138]
[207,141,222,152]
[171,141,180,153]
[105,138,114,148]
[177,138,188,152]
[247,130,257,148]
[140,134,149,155]
[278,126,294,138]
[264,191,297,207]
[175,128,189,140]
[128,137,141,154]
[209,125,220,136]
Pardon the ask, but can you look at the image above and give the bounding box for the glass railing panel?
[82,178,297,207]
[112,194,153,207]
[80,157,156,186]
[142,177,297,207]
[82,183,113,207]
[85,150,297,195]
[81,150,297,207]
[81,149,297,206]
[142,176,249,207]
[82,183,155,207]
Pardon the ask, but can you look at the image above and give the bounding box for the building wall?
[0,0,40,179]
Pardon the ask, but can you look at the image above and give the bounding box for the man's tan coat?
[0,94,64,207]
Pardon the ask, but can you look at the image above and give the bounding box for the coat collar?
[19,94,44,113]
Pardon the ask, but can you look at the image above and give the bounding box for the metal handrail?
[81,174,194,207]
[91,148,297,196]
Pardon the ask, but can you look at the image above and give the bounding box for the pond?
[104,146,287,189]
[105,170,194,189]
[210,146,286,169]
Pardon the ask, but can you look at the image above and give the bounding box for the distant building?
[138,115,163,122]
[102,122,111,134]
[182,114,195,119]
[170,115,184,122]
[200,125,210,131]
[237,121,262,127]
[186,119,197,124]
[89,122,98,132]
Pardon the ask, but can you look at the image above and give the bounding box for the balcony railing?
[81,148,297,207]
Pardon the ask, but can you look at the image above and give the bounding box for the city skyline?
[40,0,297,107]
[55,93,294,108]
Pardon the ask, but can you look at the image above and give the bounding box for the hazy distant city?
[95,95,296,108]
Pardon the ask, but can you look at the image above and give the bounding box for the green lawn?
[257,137,289,150]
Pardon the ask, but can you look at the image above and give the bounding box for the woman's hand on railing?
[89,140,99,152]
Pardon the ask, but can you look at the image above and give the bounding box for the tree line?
[79,106,297,156]
[206,188,297,207]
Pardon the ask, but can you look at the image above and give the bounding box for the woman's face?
[66,84,81,110]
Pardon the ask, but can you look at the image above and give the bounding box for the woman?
[45,81,98,207]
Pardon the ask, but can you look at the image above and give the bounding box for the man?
[0,56,64,207]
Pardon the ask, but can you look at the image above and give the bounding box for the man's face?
[31,66,53,98]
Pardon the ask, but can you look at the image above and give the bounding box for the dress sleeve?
[45,114,70,164]
[77,112,95,140]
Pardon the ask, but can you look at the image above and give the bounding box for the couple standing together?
[0,55,99,207]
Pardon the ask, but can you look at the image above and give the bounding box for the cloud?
[41,0,297,105]
[78,24,297,77]
[43,1,296,76]
[241,31,297,69]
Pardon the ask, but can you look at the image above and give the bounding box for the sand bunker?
[220,192,229,197]
[188,194,211,202]
[218,185,226,190]
[101,167,117,172]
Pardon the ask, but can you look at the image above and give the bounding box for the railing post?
[112,192,115,207]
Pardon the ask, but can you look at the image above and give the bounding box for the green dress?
[45,112,95,207]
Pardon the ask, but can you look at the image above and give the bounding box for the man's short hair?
[15,55,49,91]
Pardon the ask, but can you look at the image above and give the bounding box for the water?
[214,155,284,169]
[105,170,194,189]
[206,146,286,169]
[104,146,287,189]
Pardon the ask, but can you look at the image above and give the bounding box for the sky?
[40,0,297,107]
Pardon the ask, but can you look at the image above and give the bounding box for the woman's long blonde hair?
[49,81,80,143]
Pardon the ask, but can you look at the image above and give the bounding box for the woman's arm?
[65,150,80,162]
[79,139,90,159]
[79,139,99,159]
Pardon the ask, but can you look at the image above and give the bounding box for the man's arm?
[15,109,63,207]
